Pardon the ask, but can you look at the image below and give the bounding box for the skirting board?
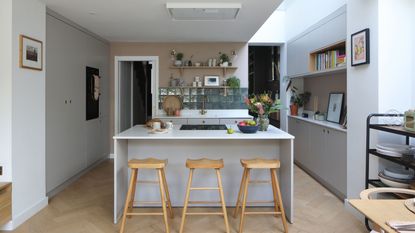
[0,197,48,231]
[47,156,109,198]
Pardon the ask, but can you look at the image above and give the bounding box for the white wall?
[378,0,415,113]
[249,10,285,44]
[45,13,110,193]
[7,0,48,229]
[284,0,346,41]
[0,0,13,183]
[346,0,379,199]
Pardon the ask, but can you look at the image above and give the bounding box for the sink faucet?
[199,95,207,115]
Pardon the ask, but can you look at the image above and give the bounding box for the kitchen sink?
[179,124,228,130]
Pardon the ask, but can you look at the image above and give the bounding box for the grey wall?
[46,13,110,193]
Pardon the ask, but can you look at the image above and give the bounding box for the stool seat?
[186,158,224,169]
[128,158,167,169]
[240,158,280,169]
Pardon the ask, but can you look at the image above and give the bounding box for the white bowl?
[384,167,414,180]
[379,172,410,188]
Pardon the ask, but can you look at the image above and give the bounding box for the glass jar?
[258,114,270,131]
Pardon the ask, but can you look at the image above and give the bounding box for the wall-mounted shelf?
[286,66,346,79]
[309,40,346,72]
[169,66,237,76]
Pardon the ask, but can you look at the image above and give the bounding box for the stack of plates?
[379,167,415,188]
[376,143,412,157]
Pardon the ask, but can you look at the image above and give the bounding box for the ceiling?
[40,0,283,42]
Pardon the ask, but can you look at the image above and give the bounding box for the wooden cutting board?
[162,96,182,116]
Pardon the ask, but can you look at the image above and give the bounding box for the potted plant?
[175,52,184,66]
[226,76,240,88]
[290,90,311,116]
[244,93,282,131]
[219,52,230,67]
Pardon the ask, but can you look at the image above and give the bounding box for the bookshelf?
[308,40,346,72]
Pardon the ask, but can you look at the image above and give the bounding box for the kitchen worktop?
[114,124,294,140]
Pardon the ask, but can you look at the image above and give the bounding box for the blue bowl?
[237,124,259,134]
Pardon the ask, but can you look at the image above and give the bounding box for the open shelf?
[170,66,237,76]
[309,40,346,72]
[286,66,346,79]
[368,149,415,170]
[368,179,413,199]
[369,125,415,137]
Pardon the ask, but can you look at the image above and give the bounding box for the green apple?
[227,128,235,134]
[248,120,256,126]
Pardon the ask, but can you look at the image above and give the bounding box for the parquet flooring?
[9,160,366,233]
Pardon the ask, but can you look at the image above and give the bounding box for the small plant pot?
[174,60,182,66]
[290,104,299,116]
[220,61,229,67]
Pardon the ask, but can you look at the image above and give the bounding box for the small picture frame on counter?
[326,92,344,124]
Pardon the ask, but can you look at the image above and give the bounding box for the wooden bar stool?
[233,158,288,233]
[120,158,173,233]
[179,158,230,233]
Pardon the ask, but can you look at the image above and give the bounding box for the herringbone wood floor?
[9,160,366,233]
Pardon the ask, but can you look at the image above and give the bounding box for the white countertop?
[153,109,252,119]
[114,125,294,140]
[288,115,347,133]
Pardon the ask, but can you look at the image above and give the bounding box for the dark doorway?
[248,45,281,127]
[132,61,152,125]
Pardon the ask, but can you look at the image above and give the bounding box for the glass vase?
[258,115,270,131]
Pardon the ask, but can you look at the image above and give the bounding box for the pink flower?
[244,97,251,105]
[255,103,264,115]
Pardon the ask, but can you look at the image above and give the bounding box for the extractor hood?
[166,2,241,21]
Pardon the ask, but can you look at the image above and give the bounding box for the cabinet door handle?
[327,130,330,134]
[323,129,326,133]
[202,120,205,124]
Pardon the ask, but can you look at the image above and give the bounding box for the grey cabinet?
[287,9,346,76]
[288,117,347,199]
[188,118,220,125]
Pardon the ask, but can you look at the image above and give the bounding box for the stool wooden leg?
[161,168,174,218]
[158,169,170,233]
[179,168,194,233]
[127,169,138,219]
[233,168,247,218]
[216,169,230,233]
[120,168,137,233]
[270,169,280,217]
[238,168,250,233]
[272,168,288,233]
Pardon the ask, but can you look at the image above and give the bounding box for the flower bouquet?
[244,93,282,131]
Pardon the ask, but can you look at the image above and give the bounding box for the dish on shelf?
[376,148,402,157]
[383,167,414,180]
[378,172,414,188]
[376,143,412,153]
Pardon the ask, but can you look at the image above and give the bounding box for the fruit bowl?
[237,124,259,134]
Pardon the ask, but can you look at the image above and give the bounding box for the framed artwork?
[86,66,100,120]
[19,35,43,70]
[326,92,344,124]
[351,28,370,66]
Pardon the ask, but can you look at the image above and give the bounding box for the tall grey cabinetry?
[288,118,347,199]
[46,14,110,194]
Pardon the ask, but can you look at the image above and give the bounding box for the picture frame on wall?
[86,66,100,121]
[326,92,344,124]
[351,28,370,66]
[19,35,43,70]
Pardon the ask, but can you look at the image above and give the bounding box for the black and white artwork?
[326,93,344,124]
[86,66,100,120]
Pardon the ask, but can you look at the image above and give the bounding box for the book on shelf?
[314,49,346,71]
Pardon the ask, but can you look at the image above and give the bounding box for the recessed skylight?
[166,2,241,21]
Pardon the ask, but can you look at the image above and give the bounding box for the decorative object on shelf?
[230,50,237,66]
[19,35,43,70]
[404,110,415,132]
[204,75,220,86]
[175,52,184,66]
[226,76,240,88]
[314,112,325,121]
[326,92,344,124]
[289,86,311,117]
[86,66,100,120]
[162,95,183,116]
[219,52,230,67]
[244,93,282,131]
[351,28,370,66]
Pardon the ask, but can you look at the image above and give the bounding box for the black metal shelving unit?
[365,113,415,231]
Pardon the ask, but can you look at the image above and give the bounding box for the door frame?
[114,56,159,134]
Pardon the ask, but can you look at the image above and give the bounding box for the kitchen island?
[113,125,294,223]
